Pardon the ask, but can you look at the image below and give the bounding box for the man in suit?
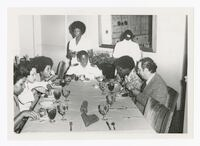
[130,57,168,114]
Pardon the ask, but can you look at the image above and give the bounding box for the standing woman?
[66,21,92,66]
[113,30,142,63]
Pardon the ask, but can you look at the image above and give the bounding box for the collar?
[146,73,156,85]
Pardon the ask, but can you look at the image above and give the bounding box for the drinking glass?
[62,89,70,102]
[60,79,66,87]
[99,82,106,95]
[107,82,114,92]
[53,89,61,103]
[47,107,57,123]
[106,95,115,106]
[57,103,68,120]
[98,103,109,120]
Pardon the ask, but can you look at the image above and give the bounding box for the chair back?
[56,61,67,79]
[166,86,179,112]
[144,97,173,133]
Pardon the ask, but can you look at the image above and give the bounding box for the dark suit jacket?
[135,73,168,114]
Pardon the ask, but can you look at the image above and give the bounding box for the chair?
[56,61,67,79]
[165,86,179,112]
[144,97,173,133]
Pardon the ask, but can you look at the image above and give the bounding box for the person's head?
[101,63,116,80]
[31,56,53,80]
[114,56,135,78]
[77,50,89,67]
[27,67,37,83]
[14,62,30,96]
[121,30,134,41]
[137,57,157,80]
[69,21,86,38]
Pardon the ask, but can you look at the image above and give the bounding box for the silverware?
[106,121,111,130]
[69,121,72,131]
[123,116,141,119]
[111,122,115,130]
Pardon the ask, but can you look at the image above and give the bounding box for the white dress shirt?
[67,63,102,80]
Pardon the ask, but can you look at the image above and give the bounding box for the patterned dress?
[124,69,143,91]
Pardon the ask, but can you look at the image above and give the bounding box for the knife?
[69,121,72,131]
[106,121,112,130]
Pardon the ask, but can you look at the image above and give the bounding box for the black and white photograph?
[6,7,194,140]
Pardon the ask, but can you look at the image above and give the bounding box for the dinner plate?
[39,100,54,108]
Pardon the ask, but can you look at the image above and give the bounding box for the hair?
[14,61,31,84]
[69,21,86,37]
[100,63,115,79]
[77,50,89,60]
[114,56,135,70]
[139,57,157,73]
[121,30,135,41]
[30,56,53,73]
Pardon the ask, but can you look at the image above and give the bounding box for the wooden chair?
[165,86,179,112]
[144,97,173,133]
[56,61,67,79]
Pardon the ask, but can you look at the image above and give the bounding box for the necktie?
[141,81,146,92]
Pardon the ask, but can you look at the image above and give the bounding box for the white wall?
[19,16,34,57]
[143,14,186,110]
[16,15,42,58]
[41,15,66,70]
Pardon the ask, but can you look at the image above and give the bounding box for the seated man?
[131,57,169,114]
[67,50,102,80]
[114,56,142,93]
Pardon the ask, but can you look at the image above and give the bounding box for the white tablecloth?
[22,80,155,133]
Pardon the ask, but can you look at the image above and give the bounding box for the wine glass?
[57,103,68,120]
[107,82,114,92]
[99,82,106,95]
[53,89,61,103]
[98,103,109,120]
[62,88,70,102]
[106,95,115,106]
[64,75,72,86]
[47,107,57,123]
[60,79,67,87]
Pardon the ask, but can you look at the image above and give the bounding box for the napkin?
[18,87,35,111]
[80,100,99,127]
[81,112,99,127]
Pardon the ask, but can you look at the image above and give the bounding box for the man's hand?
[130,89,140,97]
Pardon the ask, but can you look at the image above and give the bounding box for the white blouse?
[69,35,91,52]
[113,39,142,62]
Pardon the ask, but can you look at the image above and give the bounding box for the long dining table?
[21,80,155,133]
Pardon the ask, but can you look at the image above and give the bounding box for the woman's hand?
[21,110,39,120]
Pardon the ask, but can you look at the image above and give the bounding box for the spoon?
[111,122,115,130]
[69,121,73,131]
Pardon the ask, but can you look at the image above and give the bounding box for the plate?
[39,100,54,108]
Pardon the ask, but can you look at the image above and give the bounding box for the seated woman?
[67,50,102,80]
[114,56,143,95]
[99,63,115,82]
[14,63,39,132]
[31,56,55,82]
[15,60,37,111]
